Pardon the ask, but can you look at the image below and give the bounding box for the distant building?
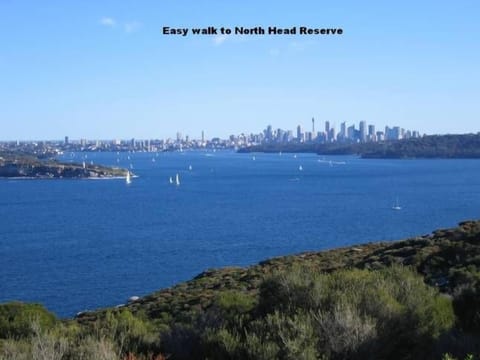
[339,122,346,141]
[347,125,356,141]
[305,131,312,142]
[368,125,376,142]
[296,125,304,142]
[328,128,336,142]
[265,125,273,141]
[359,121,367,142]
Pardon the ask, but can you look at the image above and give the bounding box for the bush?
[0,302,57,339]
[211,265,455,360]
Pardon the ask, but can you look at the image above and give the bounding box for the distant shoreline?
[238,133,480,159]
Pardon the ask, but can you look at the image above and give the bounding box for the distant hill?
[239,133,480,158]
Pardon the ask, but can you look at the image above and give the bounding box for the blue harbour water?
[1,151,479,317]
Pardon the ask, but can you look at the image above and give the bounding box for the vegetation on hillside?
[1,220,480,359]
[239,133,480,158]
[0,151,128,178]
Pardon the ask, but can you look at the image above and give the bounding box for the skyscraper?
[347,125,355,140]
[297,125,303,142]
[368,125,375,141]
[325,121,330,141]
[340,122,346,140]
[359,121,367,142]
[265,125,273,141]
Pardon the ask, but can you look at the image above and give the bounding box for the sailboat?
[169,176,173,184]
[125,171,132,184]
[392,198,401,210]
[175,173,180,186]
[188,165,192,171]
[299,165,303,171]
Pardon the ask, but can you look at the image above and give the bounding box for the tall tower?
[312,117,316,140]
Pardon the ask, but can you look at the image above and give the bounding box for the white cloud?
[124,21,141,33]
[99,17,116,27]
[213,34,228,46]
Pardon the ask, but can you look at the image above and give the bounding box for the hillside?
[0,151,129,178]
[77,220,480,324]
[2,220,480,359]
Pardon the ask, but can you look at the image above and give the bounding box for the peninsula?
[0,151,128,179]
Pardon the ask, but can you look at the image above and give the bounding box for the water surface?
[1,151,479,317]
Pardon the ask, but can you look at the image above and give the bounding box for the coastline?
[74,219,480,323]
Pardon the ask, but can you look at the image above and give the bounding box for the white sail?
[175,173,180,186]
[126,171,131,184]
[392,198,401,210]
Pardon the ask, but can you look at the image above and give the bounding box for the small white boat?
[392,198,401,210]
[188,165,192,171]
[175,173,180,186]
[252,156,256,161]
[169,176,173,184]
[299,165,303,171]
[126,171,132,184]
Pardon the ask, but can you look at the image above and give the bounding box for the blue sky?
[0,0,479,140]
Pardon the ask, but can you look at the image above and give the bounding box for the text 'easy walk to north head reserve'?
[162,26,344,37]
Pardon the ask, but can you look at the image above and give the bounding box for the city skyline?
[1,1,479,140]
[0,118,421,144]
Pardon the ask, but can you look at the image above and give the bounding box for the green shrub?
[0,302,57,339]
[253,265,454,359]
